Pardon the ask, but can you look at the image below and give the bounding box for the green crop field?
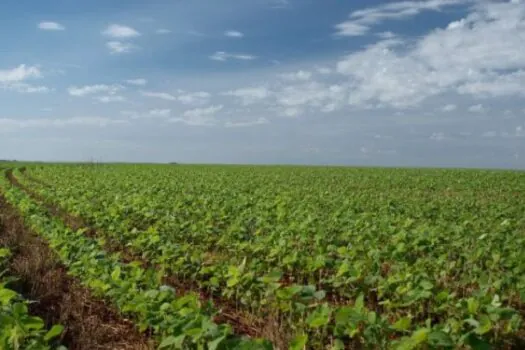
[0,163,524,349]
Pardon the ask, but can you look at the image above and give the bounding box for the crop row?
[19,164,525,348]
[1,169,271,349]
[0,247,64,350]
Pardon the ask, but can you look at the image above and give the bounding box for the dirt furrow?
[0,192,152,350]
[9,170,290,347]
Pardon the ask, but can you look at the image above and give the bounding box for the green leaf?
[393,317,412,331]
[475,315,492,335]
[410,328,429,345]
[428,331,454,347]
[467,298,479,314]
[23,316,45,330]
[354,293,364,310]
[44,324,64,341]
[0,288,18,306]
[419,280,433,291]
[289,333,308,350]
[0,248,11,258]
[331,339,345,350]
[314,290,326,300]
[259,270,282,284]
[464,333,492,350]
[111,266,121,281]
[335,307,351,325]
[159,335,185,349]
[306,305,331,329]
[367,311,377,324]
[207,336,226,350]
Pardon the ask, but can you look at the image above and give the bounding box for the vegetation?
[1,163,524,348]
[0,247,64,350]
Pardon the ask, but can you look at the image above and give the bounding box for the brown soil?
[0,186,153,349]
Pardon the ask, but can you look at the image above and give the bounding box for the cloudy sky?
[1,0,524,168]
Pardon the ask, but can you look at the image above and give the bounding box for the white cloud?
[96,95,126,103]
[468,104,485,113]
[225,117,268,128]
[210,51,257,61]
[441,104,457,112]
[279,70,312,81]
[125,78,147,86]
[0,65,41,83]
[447,18,467,30]
[177,91,211,105]
[169,105,223,126]
[224,87,270,105]
[102,24,140,38]
[149,109,171,117]
[430,132,445,141]
[5,83,51,94]
[378,31,396,39]
[224,30,244,38]
[0,116,127,131]
[334,22,369,36]
[516,125,524,137]
[334,1,525,108]
[183,105,223,118]
[280,107,301,117]
[156,29,171,34]
[277,82,347,111]
[141,91,177,101]
[316,67,332,75]
[38,21,65,31]
[457,71,525,98]
[68,84,122,97]
[335,0,468,36]
[106,41,137,54]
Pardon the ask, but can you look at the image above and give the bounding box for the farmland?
[1,163,524,349]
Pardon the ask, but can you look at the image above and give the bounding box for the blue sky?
[1,0,524,168]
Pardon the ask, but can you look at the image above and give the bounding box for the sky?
[0,0,524,169]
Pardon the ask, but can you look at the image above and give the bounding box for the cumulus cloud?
[441,104,457,112]
[170,105,223,126]
[38,21,65,31]
[468,104,485,113]
[430,132,445,141]
[96,95,126,103]
[280,107,302,117]
[279,70,312,81]
[149,109,171,117]
[125,78,147,86]
[316,67,332,75]
[224,87,270,105]
[334,1,525,108]
[224,30,244,38]
[225,117,268,128]
[4,83,51,94]
[0,65,48,94]
[141,91,177,101]
[335,0,468,36]
[102,24,140,38]
[68,84,122,97]
[277,82,347,112]
[210,51,256,61]
[0,65,41,83]
[106,41,137,54]
[177,91,211,105]
[0,116,127,131]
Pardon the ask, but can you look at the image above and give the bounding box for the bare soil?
[0,183,153,349]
